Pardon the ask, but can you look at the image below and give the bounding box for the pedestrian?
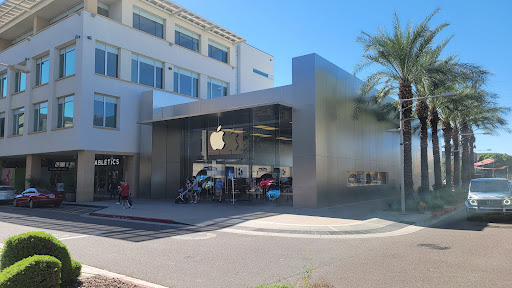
[109,179,117,200]
[192,176,201,204]
[186,178,193,203]
[215,178,223,202]
[119,180,131,209]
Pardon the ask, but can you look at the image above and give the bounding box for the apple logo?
[210,125,225,150]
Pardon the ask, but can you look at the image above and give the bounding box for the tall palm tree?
[354,9,449,197]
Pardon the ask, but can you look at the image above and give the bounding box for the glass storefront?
[173,105,293,204]
[94,154,124,201]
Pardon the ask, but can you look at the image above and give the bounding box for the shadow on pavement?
[0,205,211,243]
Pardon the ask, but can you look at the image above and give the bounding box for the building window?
[98,2,109,17]
[131,54,163,88]
[59,45,76,78]
[36,55,50,86]
[93,94,117,128]
[175,26,199,52]
[253,68,269,78]
[0,73,6,97]
[95,43,118,78]
[14,72,26,93]
[208,40,228,63]
[347,171,388,187]
[12,108,24,135]
[207,78,228,99]
[33,102,48,132]
[57,96,74,128]
[0,112,4,137]
[174,68,198,97]
[133,7,163,38]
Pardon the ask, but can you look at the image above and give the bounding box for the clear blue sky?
[174,0,511,155]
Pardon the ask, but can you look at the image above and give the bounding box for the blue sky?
[173,0,512,155]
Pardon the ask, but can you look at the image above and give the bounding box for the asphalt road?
[0,205,512,288]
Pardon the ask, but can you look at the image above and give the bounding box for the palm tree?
[354,9,449,197]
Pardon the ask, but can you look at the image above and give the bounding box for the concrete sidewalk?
[65,197,463,238]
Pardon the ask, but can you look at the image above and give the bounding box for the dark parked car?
[13,188,63,208]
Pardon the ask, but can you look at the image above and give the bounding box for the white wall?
[238,43,274,93]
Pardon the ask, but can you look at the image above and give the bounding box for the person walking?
[215,178,224,203]
[119,180,131,209]
[192,176,201,204]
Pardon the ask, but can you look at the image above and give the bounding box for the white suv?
[0,186,17,203]
[466,178,512,219]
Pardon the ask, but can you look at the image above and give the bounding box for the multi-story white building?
[0,0,274,202]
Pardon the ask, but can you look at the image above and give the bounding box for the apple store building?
[138,54,415,208]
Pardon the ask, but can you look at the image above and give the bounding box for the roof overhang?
[0,0,43,28]
[142,0,245,44]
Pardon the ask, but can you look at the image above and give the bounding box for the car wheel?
[54,202,61,208]
[13,199,17,207]
[29,199,35,209]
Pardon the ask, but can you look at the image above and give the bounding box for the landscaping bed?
[65,275,147,288]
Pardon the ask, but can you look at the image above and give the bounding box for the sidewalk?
[66,197,463,238]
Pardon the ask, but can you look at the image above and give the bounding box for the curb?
[81,264,168,288]
[432,203,465,217]
[62,202,109,209]
[89,212,188,225]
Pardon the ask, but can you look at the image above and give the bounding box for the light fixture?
[75,35,81,39]
[87,36,92,40]
[90,13,96,18]
[251,133,272,138]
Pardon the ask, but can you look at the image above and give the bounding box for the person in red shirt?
[119,180,131,209]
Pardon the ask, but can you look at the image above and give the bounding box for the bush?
[0,232,81,286]
[0,255,61,288]
[25,176,50,190]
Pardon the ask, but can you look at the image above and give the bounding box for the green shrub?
[0,255,61,288]
[25,176,50,189]
[426,198,444,211]
[0,232,80,286]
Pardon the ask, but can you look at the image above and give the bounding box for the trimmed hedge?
[0,232,81,286]
[0,255,61,288]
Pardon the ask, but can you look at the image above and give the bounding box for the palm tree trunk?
[452,125,461,187]
[400,80,414,197]
[469,130,476,179]
[430,108,442,190]
[442,121,452,187]
[461,123,471,188]
[417,100,430,194]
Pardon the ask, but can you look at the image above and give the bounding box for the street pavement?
[1,201,512,287]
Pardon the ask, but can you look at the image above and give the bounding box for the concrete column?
[120,0,133,26]
[33,16,49,34]
[200,35,208,56]
[199,74,208,99]
[76,150,95,202]
[84,0,98,14]
[119,48,132,81]
[123,154,139,198]
[25,154,41,189]
[0,38,10,51]
[165,18,175,43]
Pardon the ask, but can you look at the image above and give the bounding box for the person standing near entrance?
[119,180,131,209]
[215,178,223,203]
[192,176,200,204]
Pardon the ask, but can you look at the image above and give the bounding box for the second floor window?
[131,54,163,88]
[133,7,163,38]
[12,108,24,135]
[175,26,199,52]
[0,73,6,97]
[57,96,74,128]
[207,78,228,99]
[208,41,228,63]
[36,55,50,86]
[0,112,4,137]
[14,72,26,93]
[174,68,198,97]
[95,43,118,78]
[33,102,48,132]
[59,45,76,78]
[94,94,118,128]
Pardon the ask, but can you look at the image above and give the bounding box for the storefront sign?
[95,158,120,166]
[48,167,69,172]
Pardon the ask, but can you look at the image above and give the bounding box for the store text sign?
[95,158,120,166]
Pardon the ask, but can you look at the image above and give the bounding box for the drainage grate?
[418,244,451,250]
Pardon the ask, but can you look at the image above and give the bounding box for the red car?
[13,188,63,208]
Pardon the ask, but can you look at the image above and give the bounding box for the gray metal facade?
[140,54,428,208]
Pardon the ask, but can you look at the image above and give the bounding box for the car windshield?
[470,180,509,192]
